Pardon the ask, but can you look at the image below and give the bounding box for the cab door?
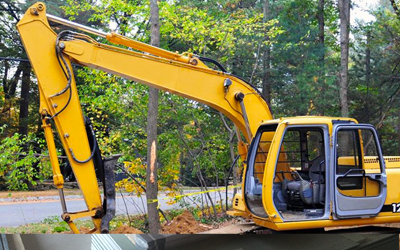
[333,124,387,219]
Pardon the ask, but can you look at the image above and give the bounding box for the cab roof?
[260,116,358,127]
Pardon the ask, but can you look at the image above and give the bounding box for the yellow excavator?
[17,2,400,233]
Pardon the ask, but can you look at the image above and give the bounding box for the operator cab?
[243,117,387,223]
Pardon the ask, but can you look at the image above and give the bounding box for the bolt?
[234,92,245,102]
[189,58,198,66]
[30,7,38,16]
[40,109,48,116]
[94,210,103,218]
[63,215,70,222]
[37,4,44,11]
[223,78,232,90]
[52,103,58,108]
[64,133,69,138]
[59,42,65,50]
[107,189,114,196]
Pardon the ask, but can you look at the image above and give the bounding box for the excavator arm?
[17,2,272,233]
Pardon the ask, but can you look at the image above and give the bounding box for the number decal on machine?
[392,203,400,213]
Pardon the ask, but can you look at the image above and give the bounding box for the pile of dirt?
[110,225,143,234]
[77,227,95,234]
[161,211,213,234]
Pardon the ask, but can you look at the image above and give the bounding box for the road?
[0,189,235,227]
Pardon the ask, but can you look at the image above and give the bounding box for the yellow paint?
[337,156,381,197]
[17,3,104,233]
[42,119,64,189]
[338,178,380,197]
[253,213,400,231]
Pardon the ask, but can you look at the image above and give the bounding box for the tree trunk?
[318,0,325,115]
[2,61,10,96]
[365,30,371,122]
[18,62,31,135]
[146,0,161,234]
[338,0,350,117]
[398,108,400,155]
[318,0,325,64]
[261,0,272,106]
[2,61,23,116]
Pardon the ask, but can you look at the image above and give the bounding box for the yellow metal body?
[243,117,400,231]
[16,2,271,233]
[17,2,400,233]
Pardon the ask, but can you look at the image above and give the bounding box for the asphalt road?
[0,189,235,227]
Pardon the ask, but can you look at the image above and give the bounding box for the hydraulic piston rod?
[47,14,107,38]
[46,14,197,65]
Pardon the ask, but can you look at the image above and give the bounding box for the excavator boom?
[16,2,272,233]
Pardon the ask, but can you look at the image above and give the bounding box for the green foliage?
[43,216,70,233]
[161,3,281,59]
[0,215,90,234]
[0,125,51,190]
[63,0,149,35]
[266,0,341,117]
[349,4,400,154]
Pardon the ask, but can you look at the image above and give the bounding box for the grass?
[0,189,83,199]
[0,214,150,234]
[0,216,91,234]
[0,206,235,234]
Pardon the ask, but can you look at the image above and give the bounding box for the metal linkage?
[100,155,121,233]
[235,92,253,140]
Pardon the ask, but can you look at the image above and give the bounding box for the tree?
[262,0,272,106]
[146,0,161,234]
[338,0,350,117]
[318,0,325,66]
[18,62,31,135]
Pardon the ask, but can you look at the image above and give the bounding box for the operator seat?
[308,155,325,184]
[286,155,325,205]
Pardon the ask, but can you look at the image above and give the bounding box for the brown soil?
[59,226,95,234]
[80,226,98,234]
[161,211,213,234]
[60,225,143,234]
[59,212,234,234]
[110,225,143,234]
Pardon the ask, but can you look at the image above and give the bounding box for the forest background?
[0,0,400,198]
